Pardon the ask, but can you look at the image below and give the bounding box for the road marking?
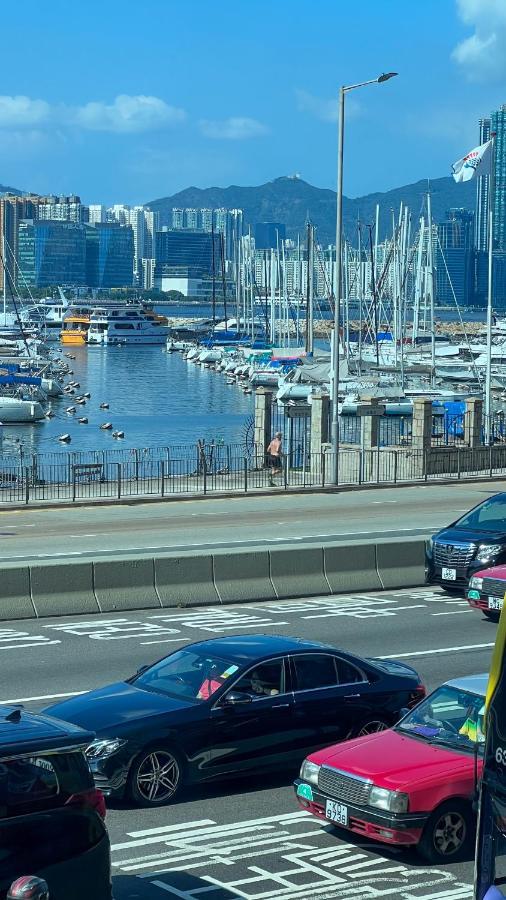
[381,642,494,659]
[432,610,471,616]
[2,690,87,704]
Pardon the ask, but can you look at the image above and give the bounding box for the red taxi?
[294,674,485,862]
[467,564,506,621]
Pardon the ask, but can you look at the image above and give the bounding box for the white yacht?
[87,306,169,345]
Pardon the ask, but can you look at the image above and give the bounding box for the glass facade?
[155,229,218,277]
[87,223,134,288]
[491,105,506,251]
[254,222,286,250]
[18,220,86,287]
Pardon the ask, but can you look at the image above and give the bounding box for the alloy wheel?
[432,810,466,856]
[136,750,180,803]
[357,720,388,737]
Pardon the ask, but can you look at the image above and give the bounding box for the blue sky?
[0,0,505,205]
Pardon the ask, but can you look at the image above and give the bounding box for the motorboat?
[0,396,46,422]
[87,306,169,345]
[61,306,93,345]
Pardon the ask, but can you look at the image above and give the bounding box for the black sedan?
[44,634,425,808]
[426,491,506,590]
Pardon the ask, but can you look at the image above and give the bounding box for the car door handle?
[272,703,290,709]
[344,694,361,699]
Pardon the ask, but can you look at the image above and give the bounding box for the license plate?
[442,567,457,581]
[488,597,503,611]
[325,799,348,826]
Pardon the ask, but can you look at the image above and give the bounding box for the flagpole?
[485,134,496,446]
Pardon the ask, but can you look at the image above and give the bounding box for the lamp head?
[377,72,398,83]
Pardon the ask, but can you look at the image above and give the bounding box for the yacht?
[87,306,169,345]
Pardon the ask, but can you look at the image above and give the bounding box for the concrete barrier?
[376,539,426,589]
[0,565,35,620]
[155,553,220,607]
[213,550,276,603]
[93,557,161,612]
[324,543,382,594]
[269,545,330,599]
[30,562,99,618]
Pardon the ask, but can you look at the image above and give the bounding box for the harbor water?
[1,344,254,456]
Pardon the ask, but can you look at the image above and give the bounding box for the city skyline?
[0,0,505,205]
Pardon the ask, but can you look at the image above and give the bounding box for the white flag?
[452,139,493,182]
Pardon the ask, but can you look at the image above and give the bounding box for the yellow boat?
[60,306,92,345]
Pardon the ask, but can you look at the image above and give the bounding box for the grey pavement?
[0,585,496,898]
[0,478,504,562]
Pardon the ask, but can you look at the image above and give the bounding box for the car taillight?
[66,787,106,820]
[407,685,426,708]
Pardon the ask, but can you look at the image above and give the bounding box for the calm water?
[1,346,254,456]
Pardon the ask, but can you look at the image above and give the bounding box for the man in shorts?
[266,431,283,486]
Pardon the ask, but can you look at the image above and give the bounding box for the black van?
[0,705,111,900]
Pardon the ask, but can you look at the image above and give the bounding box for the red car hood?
[309,728,476,791]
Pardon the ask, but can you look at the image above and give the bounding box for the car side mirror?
[223,691,252,706]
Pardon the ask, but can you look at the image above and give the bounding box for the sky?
[0,0,505,206]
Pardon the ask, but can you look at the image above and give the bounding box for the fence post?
[243,457,248,493]
[24,467,30,505]
[490,444,493,479]
[359,449,363,485]
[283,453,288,490]
[321,451,326,487]
[160,460,165,497]
[134,448,139,482]
[393,449,398,484]
[457,448,461,480]
[424,448,428,482]
[376,444,380,483]
[203,463,207,495]
[117,463,121,499]
[72,466,76,502]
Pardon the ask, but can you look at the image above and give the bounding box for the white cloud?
[199,116,268,140]
[0,96,50,127]
[73,95,186,133]
[452,0,506,80]
[295,88,361,123]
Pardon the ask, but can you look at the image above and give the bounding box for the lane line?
[2,690,87,704]
[381,642,494,659]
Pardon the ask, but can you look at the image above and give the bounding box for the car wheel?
[484,610,500,622]
[354,718,390,737]
[128,747,183,807]
[418,800,474,863]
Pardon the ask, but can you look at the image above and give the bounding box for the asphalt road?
[1,585,498,898]
[0,478,505,562]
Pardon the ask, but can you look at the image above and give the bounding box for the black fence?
[2,443,506,504]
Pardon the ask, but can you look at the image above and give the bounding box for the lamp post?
[330,72,398,483]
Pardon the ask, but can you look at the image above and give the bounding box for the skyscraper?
[18,220,87,287]
[37,195,86,224]
[491,105,506,251]
[0,194,44,293]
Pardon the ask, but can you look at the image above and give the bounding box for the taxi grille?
[433,542,476,568]
[482,577,506,598]
[318,767,371,805]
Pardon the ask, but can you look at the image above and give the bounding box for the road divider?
[154,553,219,607]
[0,537,428,620]
[94,557,161,612]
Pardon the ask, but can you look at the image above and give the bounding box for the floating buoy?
[99,402,109,409]
[77,417,88,424]
[112,430,124,439]
[66,406,76,414]
[45,410,55,418]
[100,422,113,430]
[58,434,71,443]
[83,392,91,398]
[75,398,86,405]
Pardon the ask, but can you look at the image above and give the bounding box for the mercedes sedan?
[44,634,425,808]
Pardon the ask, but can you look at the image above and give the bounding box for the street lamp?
[330,71,398,483]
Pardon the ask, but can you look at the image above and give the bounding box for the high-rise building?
[88,204,108,225]
[18,220,87,287]
[491,105,506,251]
[87,223,134,288]
[155,228,218,278]
[108,205,159,285]
[254,222,286,250]
[172,208,184,229]
[200,208,213,232]
[36,195,86,224]
[0,194,43,292]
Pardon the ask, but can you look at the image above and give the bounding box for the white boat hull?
[0,398,46,422]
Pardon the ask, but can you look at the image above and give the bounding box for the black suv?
[0,705,111,900]
[426,491,506,590]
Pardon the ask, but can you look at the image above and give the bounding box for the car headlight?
[299,760,320,786]
[476,544,504,563]
[369,785,409,813]
[86,738,127,760]
[469,576,484,590]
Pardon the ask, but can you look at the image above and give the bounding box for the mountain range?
[145,175,476,244]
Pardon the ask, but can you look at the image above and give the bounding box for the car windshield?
[453,495,506,533]
[396,684,485,753]
[133,649,241,702]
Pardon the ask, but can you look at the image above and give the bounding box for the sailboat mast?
[427,191,436,386]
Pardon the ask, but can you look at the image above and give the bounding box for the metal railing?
[2,443,506,504]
